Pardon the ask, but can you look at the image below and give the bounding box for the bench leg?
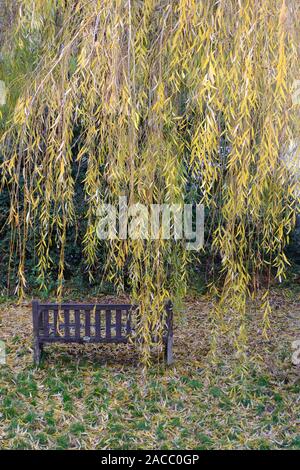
[33,339,43,366]
[165,334,173,365]
[165,301,174,365]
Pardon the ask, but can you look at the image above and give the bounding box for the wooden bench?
[32,300,173,365]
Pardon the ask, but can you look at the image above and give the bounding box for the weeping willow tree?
[0,0,299,363]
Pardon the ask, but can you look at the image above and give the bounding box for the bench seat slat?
[38,337,128,344]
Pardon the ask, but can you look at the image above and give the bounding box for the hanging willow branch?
[0,0,299,364]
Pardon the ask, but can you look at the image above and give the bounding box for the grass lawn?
[0,289,299,450]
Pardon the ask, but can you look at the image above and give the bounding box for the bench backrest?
[32,302,138,343]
